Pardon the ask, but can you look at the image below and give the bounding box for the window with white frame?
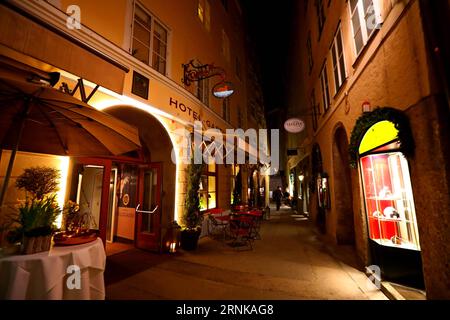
[198,0,211,31]
[331,25,346,93]
[132,3,168,75]
[320,63,331,113]
[349,0,381,55]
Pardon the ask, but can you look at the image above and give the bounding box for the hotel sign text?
[169,97,224,132]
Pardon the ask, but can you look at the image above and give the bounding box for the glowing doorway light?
[56,156,70,228]
[58,71,187,224]
[92,90,184,223]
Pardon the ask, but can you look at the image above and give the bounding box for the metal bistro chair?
[246,209,263,240]
[228,214,255,251]
[207,208,229,241]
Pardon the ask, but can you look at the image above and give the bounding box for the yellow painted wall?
[59,0,128,48]
[0,0,264,239]
[57,0,247,130]
[0,150,69,245]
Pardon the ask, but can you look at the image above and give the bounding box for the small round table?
[0,238,106,300]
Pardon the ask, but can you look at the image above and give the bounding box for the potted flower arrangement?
[180,159,204,251]
[61,200,97,234]
[7,167,61,254]
[62,200,82,233]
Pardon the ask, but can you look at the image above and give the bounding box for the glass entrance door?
[106,167,118,243]
[75,165,104,233]
[135,163,162,252]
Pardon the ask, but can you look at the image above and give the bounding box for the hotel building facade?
[0,0,269,253]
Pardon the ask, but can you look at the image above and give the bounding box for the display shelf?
[366,196,402,201]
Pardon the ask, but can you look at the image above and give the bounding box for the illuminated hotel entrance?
[68,106,176,253]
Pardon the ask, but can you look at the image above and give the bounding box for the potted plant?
[62,200,97,234]
[180,159,204,251]
[7,167,61,254]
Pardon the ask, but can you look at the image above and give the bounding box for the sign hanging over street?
[284,118,305,133]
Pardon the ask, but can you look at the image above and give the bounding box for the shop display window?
[360,152,420,250]
[199,161,217,210]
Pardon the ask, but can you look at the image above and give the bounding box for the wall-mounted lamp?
[298,174,305,182]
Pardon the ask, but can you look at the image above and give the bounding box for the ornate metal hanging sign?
[182,60,234,99]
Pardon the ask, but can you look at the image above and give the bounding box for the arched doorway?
[69,105,176,253]
[332,125,355,245]
[105,106,176,246]
[312,144,325,233]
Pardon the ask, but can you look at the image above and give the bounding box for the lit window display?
[359,121,420,251]
[199,162,217,210]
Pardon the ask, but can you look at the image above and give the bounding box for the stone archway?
[332,125,355,245]
[104,106,177,230]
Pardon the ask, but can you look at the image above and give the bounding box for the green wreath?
[348,107,415,169]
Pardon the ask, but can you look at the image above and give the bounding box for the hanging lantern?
[164,221,181,253]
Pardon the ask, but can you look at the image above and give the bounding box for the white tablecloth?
[0,238,106,300]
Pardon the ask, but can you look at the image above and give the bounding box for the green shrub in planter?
[180,155,204,251]
[8,195,60,253]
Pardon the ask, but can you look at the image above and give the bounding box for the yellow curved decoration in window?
[359,120,399,154]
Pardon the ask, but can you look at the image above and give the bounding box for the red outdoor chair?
[245,210,263,240]
[209,208,225,215]
[208,213,229,241]
[228,215,255,251]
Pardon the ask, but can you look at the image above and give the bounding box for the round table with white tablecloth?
[0,237,106,300]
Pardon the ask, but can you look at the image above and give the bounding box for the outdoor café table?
[0,237,106,300]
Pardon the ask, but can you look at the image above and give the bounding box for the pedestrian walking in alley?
[273,186,283,211]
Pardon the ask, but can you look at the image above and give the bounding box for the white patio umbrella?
[0,75,141,206]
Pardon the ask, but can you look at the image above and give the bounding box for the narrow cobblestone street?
[106,206,387,300]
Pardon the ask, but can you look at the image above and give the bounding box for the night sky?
[240,0,298,116]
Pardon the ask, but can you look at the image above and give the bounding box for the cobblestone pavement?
[106,206,387,300]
